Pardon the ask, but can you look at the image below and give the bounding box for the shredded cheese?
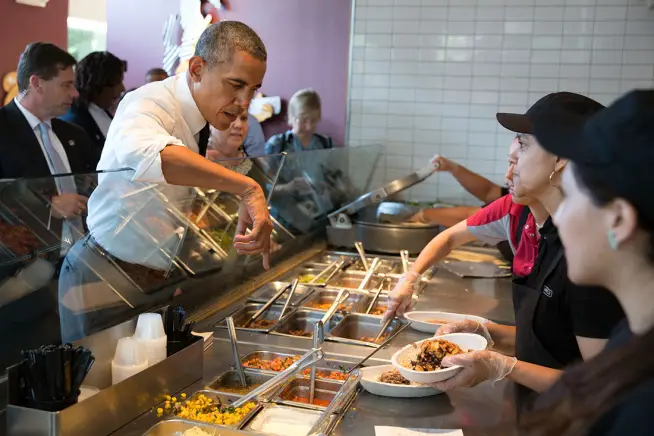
[181,427,216,436]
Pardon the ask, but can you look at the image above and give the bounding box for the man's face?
[188,50,266,130]
[37,66,78,117]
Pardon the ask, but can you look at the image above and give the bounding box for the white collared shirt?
[13,97,72,174]
[87,74,206,269]
[87,103,113,138]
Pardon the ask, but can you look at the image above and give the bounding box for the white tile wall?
[347,0,654,205]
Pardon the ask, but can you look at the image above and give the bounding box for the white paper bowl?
[360,364,442,398]
[404,311,488,334]
[391,333,488,384]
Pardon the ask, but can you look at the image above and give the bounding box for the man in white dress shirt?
[59,21,273,341]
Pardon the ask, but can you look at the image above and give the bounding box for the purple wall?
[107,0,179,89]
[106,0,352,145]
[225,0,352,145]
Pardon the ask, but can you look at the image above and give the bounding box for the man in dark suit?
[0,42,98,220]
[60,51,126,152]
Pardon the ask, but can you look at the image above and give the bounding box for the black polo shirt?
[588,322,654,435]
[516,218,625,366]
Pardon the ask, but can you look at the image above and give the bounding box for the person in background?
[264,88,333,155]
[0,42,96,220]
[61,51,126,152]
[408,155,508,227]
[242,113,266,157]
[145,67,169,84]
[387,93,624,397]
[206,112,252,175]
[519,90,654,436]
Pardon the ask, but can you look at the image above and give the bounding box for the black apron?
[512,246,565,410]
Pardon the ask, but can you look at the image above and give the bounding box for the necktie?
[198,122,210,157]
[38,123,84,235]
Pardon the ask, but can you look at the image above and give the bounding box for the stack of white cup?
[111,337,148,385]
[133,313,167,367]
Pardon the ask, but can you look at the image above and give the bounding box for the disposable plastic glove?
[382,271,420,323]
[429,350,517,391]
[234,184,273,269]
[436,319,494,348]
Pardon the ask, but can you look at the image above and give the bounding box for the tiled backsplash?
[347,0,654,205]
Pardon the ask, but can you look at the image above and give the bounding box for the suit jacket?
[0,100,99,180]
[60,103,106,152]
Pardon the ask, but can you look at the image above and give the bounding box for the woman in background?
[520,90,654,435]
[206,112,253,175]
[61,51,125,152]
[265,88,333,155]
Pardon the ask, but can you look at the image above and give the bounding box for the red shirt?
[466,195,539,277]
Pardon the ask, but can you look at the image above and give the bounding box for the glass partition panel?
[0,146,382,374]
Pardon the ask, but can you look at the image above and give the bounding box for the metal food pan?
[215,303,295,332]
[278,267,336,286]
[327,313,406,348]
[171,390,261,429]
[273,378,342,412]
[296,359,353,383]
[272,309,344,339]
[362,301,388,316]
[326,272,367,290]
[207,369,276,396]
[248,281,315,306]
[240,351,302,373]
[243,403,333,435]
[301,289,370,313]
[142,419,254,436]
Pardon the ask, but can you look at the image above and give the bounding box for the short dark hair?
[194,20,267,67]
[16,42,77,92]
[74,51,126,106]
[146,68,168,78]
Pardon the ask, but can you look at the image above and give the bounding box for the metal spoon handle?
[245,283,290,326]
[348,322,410,374]
[354,241,369,272]
[366,277,388,314]
[226,317,247,387]
[358,258,381,290]
[320,289,350,326]
[308,369,362,436]
[374,317,393,343]
[400,250,410,275]
[309,321,324,404]
[310,258,341,285]
[278,279,299,322]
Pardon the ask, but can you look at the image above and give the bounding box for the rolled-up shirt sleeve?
[108,98,186,183]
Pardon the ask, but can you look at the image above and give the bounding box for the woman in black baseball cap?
[520,90,654,435]
[429,93,624,404]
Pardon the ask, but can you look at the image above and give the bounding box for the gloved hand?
[431,155,458,173]
[234,183,273,269]
[382,271,421,323]
[436,319,494,348]
[429,350,517,391]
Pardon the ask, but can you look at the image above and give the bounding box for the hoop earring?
[549,171,560,188]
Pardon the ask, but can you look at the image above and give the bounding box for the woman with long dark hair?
[518,90,654,435]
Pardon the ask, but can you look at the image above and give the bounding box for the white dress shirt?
[14,98,72,174]
[87,103,113,138]
[87,74,206,269]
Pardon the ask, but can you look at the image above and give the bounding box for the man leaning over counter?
[58,21,273,342]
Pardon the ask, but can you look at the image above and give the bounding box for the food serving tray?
[248,281,315,307]
[327,313,407,348]
[215,303,297,333]
[272,309,344,340]
[301,289,370,314]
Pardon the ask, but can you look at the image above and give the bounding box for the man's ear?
[187,56,206,83]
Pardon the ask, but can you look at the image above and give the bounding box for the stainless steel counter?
[110,265,517,436]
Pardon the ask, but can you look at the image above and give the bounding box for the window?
[67,17,107,61]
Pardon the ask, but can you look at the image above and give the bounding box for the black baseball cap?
[534,89,654,221]
[496,92,605,135]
